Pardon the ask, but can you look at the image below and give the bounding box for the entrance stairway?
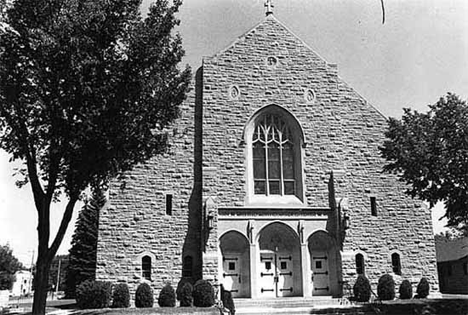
[233,297,374,315]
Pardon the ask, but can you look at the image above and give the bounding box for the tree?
[65,189,105,298]
[380,93,468,235]
[0,244,23,290]
[0,0,191,313]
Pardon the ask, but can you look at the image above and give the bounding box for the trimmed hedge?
[76,280,112,309]
[377,274,395,301]
[112,283,130,308]
[353,275,371,302]
[416,277,430,298]
[221,286,235,315]
[179,282,193,307]
[158,283,176,307]
[135,282,154,308]
[193,279,215,307]
[399,279,413,299]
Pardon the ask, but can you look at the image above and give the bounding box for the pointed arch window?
[252,114,296,196]
[391,253,401,275]
[355,253,365,275]
[246,105,304,205]
[182,256,193,278]
[142,256,152,280]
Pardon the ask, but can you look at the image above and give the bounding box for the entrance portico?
[257,222,301,297]
[217,208,341,299]
[219,231,251,297]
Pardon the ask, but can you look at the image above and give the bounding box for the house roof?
[435,237,468,262]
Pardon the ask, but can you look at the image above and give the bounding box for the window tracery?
[252,114,296,196]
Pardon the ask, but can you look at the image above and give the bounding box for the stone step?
[234,305,373,315]
[234,297,343,308]
[232,298,377,315]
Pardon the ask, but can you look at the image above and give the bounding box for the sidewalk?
[4,296,76,315]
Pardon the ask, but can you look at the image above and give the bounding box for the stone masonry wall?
[96,14,438,298]
[96,83,203,298]
[201,15,438,291]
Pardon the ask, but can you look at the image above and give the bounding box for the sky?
[1,0,467,267]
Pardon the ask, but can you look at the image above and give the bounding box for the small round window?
[304,89,316,103]
[266,56,278,68]
[228,85,240,100]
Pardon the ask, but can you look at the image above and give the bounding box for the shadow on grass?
[49,300,78,310]
[370,298,468,315]
[72,307,220,315]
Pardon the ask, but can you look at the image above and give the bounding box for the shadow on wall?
[327,171,344,296]
[181,66,204,287]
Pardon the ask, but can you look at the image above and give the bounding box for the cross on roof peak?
[265,0,274,16]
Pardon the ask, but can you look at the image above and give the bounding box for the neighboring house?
[10,270,33,297]
[96,9,438,299]
[436,237,468,294]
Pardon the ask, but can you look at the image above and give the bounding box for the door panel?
[222,256,242,297]
[259,253,276,297]
[311,252,330,296]
[277,253,294,297]
[259,251,294,297]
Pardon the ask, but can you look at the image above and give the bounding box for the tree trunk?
[31,196,78,315]
[32,253,51,315]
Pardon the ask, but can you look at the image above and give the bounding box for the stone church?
[96,8,438,299]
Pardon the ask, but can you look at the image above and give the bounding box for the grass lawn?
[4,297,467,315]
[372,298,468,315]
[3,300,220,315]
[72,307,220,315]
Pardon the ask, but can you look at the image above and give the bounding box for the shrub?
[158,283,176,307]
[416,277,430,298]
[112,283,130,308]
[135,282,154,308]
[193,279,215,307]
[179,282,193,307]
[221,286,235,315]
[399,279,413,299]
[176,278,193,301]
[353,275,371,302]
[76,280,112,309]
[377,274,395,300]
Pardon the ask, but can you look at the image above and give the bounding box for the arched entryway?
[257,222,302,297]
[308,231,340,296]
[219,231,251,297]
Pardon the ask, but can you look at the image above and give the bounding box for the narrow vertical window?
[391,253,401,275]
[182,256,193,278]
[370,197,377,216]
[447,264,452,276]
[142,256,151,280]
[166,194,173,215]
[355,253,365,275]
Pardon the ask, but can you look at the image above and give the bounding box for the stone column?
[301,243,311,297]
[250,243,258,298]
[203,197,219,281]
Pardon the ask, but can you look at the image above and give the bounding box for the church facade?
[96,13,438,299]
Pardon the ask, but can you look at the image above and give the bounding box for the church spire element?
[265,0,274,16]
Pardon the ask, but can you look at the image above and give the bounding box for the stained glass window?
[252,114,295,196]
